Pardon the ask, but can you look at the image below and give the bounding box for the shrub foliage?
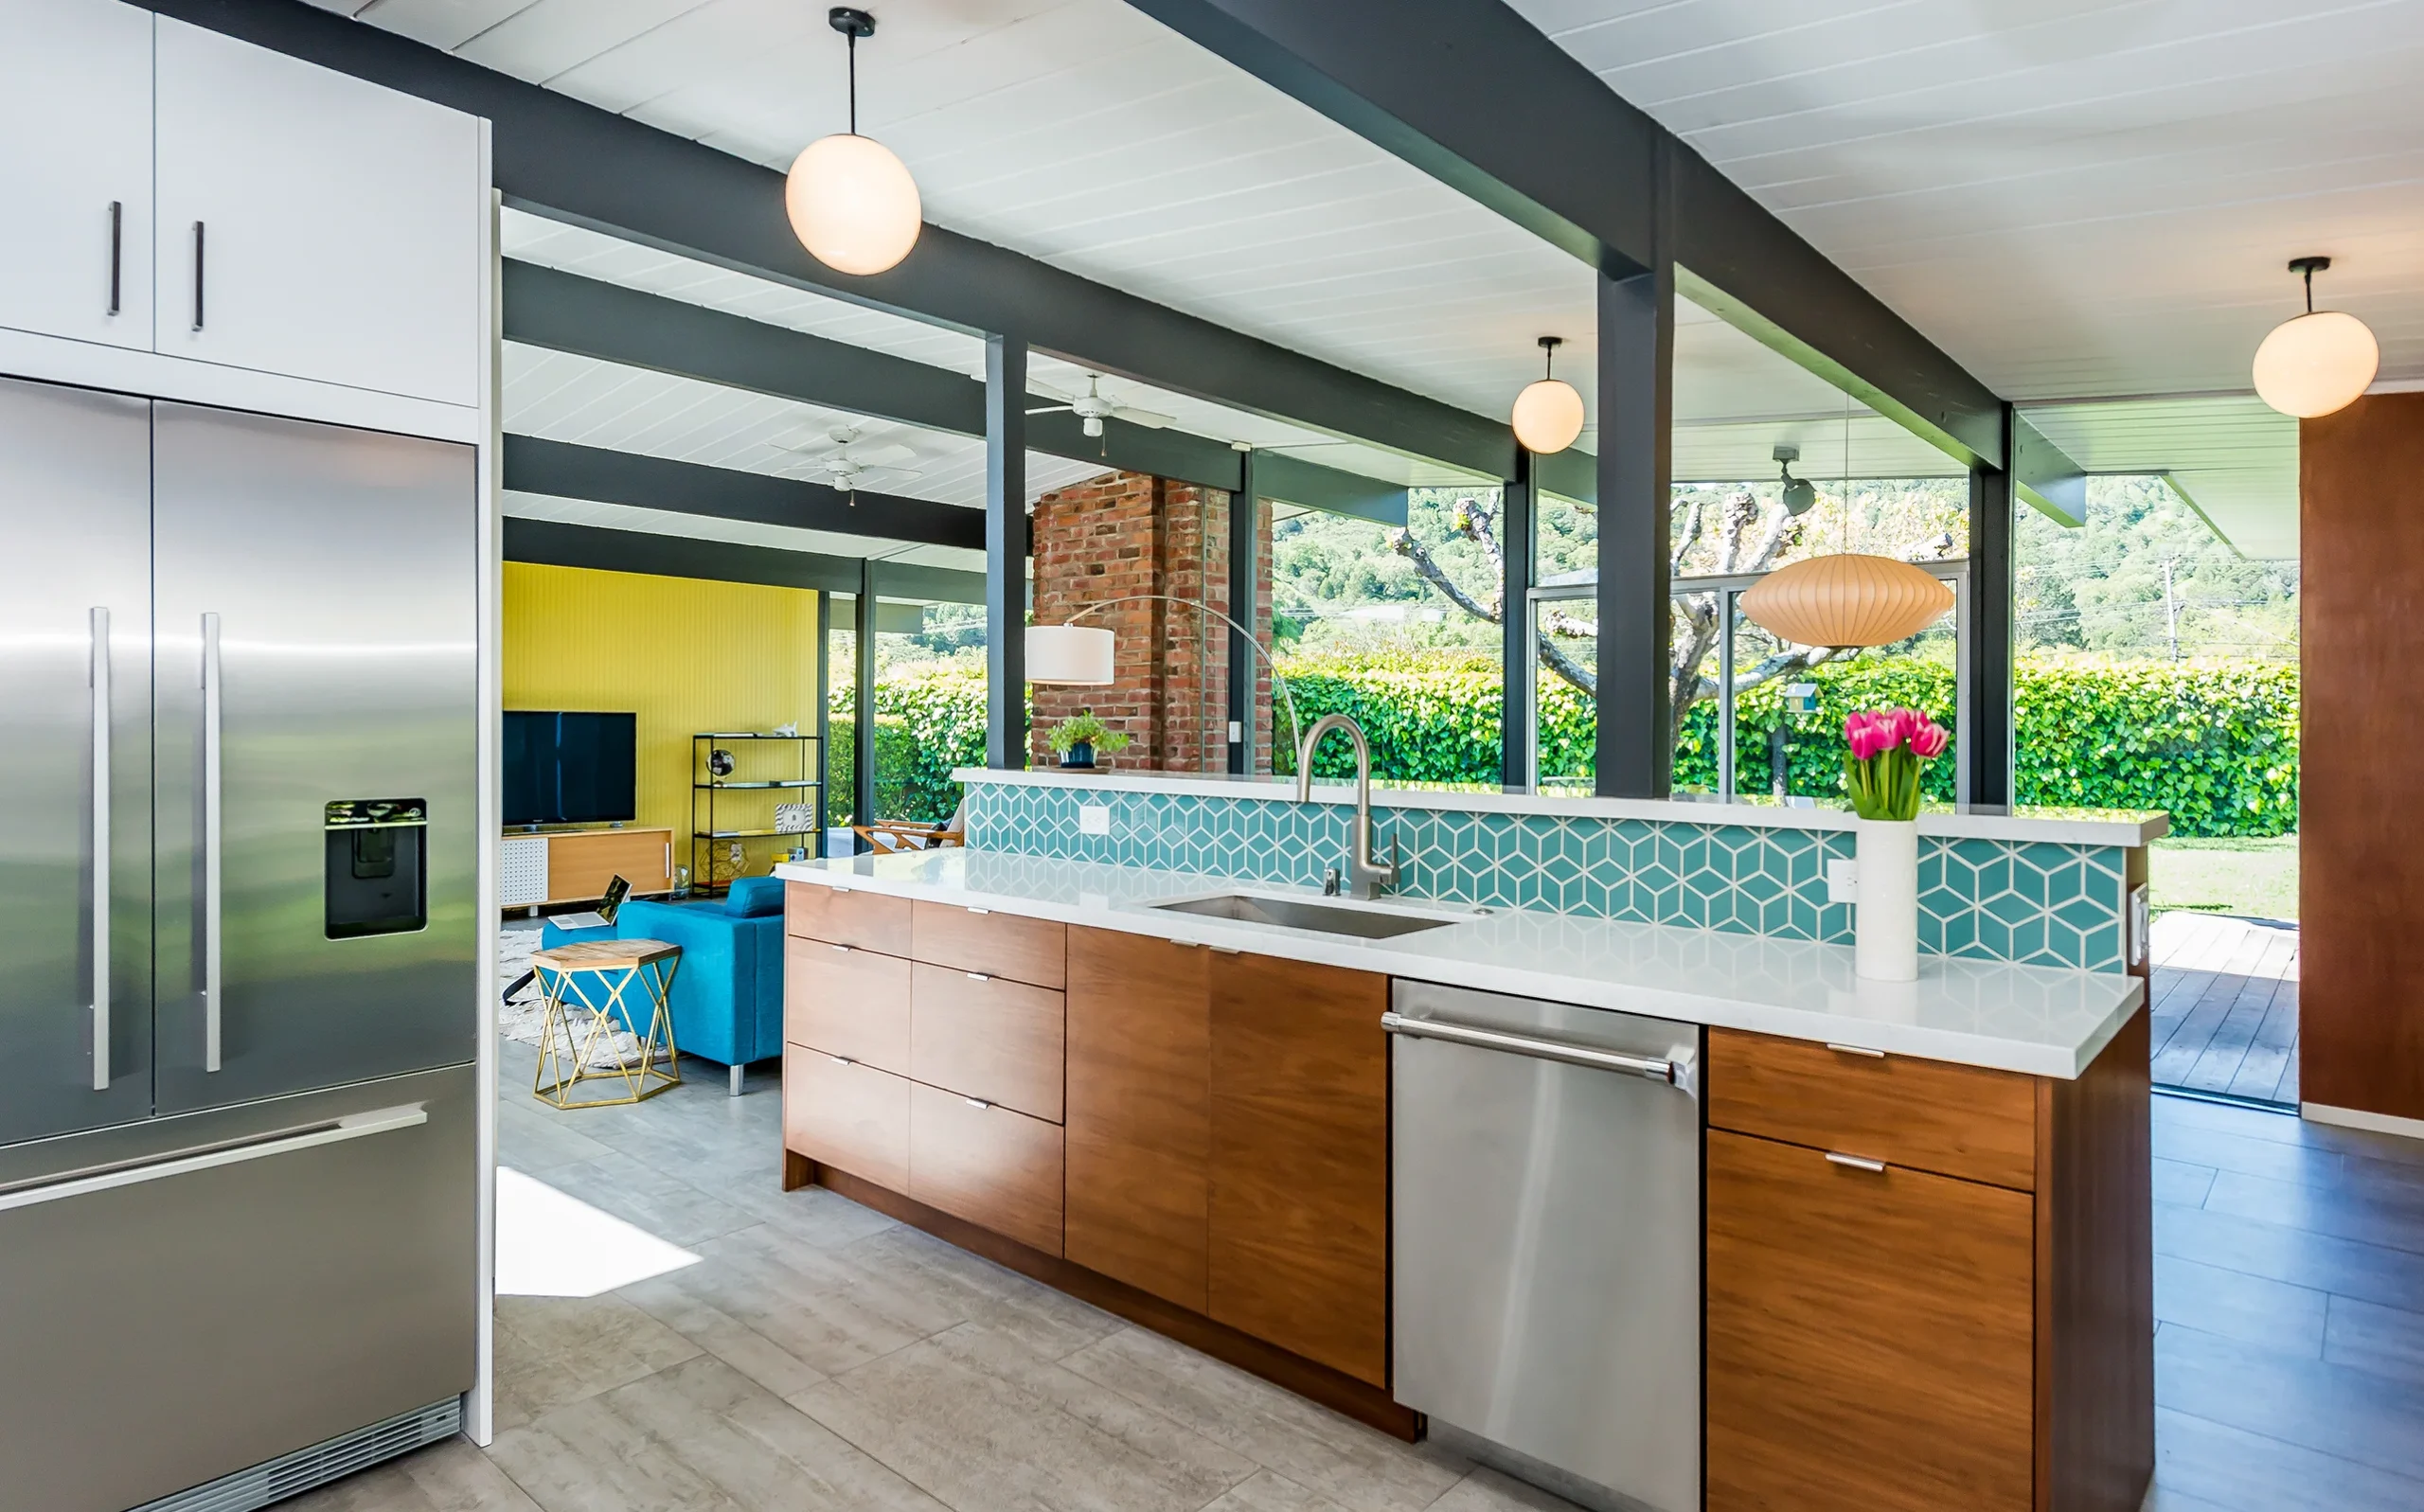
[838,656,2298,838]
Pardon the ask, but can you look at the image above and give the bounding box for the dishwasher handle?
[1381,1011,1695,1092]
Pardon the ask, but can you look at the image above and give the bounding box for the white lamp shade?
[2253,309,2379,418]
[1739,554,1954,649]
[1025,624,1114,685]
[1511,377,1586,454]
[786,133,922,276]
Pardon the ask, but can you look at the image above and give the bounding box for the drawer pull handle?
[829,944,851,953]
[827,1055,856,1067]
[832,886,853,894]
[966,971,990,983]
[1209,945,1243,955]
[967,906,991,916]
[963,1096,991,1111]
[1825,1151,1887,1173]
[1825,1042,1886,1058]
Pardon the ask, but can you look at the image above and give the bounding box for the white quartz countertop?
[955,768,2169,847]
[775,851,2145,1079]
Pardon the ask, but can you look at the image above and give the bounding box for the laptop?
[547,874,631,934]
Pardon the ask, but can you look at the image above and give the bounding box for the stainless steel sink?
[1149,893,1455,939]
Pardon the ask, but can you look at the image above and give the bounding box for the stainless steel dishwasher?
[1389,982,1701,1512]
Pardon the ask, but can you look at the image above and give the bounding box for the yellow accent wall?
[503,562,822,883]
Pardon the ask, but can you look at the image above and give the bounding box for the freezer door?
[154,404,477,1113]
[0,377,153,1147]
[0,1065,477,1512]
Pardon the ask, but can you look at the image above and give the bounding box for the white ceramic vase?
[1853,817,1919,982]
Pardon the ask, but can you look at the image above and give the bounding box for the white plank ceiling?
[337,0,2377,554]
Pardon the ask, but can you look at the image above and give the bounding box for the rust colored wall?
[2302,391,2424,1120]
[1030,471,1273,772]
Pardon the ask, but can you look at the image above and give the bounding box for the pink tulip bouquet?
[1843,707,1950,822]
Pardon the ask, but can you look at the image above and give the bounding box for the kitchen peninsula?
[776,771,2158,1512]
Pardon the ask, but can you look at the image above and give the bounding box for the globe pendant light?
[2253,256,2378,418]
[1511,336,1586,454]
[786,8,921,277]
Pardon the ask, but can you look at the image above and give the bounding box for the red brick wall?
[1030,471,1274,773]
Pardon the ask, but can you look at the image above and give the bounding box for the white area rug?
[498,924,648,1071]
[494,1166,701,1298]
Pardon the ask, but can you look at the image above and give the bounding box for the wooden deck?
[2149,912,2301,1105]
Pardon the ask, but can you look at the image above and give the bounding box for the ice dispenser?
[325,799,428,938]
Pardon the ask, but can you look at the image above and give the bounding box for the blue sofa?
[541,875,786,1095]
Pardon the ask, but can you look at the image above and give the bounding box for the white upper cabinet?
[0,0,156,350]
[154,18,483,407]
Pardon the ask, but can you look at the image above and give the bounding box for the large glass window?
[1270,489,1505,787]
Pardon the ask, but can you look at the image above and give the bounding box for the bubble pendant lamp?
[1739,554,1954,649]
[786,8,921,276]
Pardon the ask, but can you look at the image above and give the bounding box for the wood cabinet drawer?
[1707,1028,2038,1191]
[912,901,1066,989]
[908,1081,1064,1255]
[785,937,911,1074]
[785,881,913,955]
[910,963,1064,1123]
[784,1050,910,1193]
[1706,1128,2034,1512]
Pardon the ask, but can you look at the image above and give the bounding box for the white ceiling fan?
[777,423,922,502]
[1027,373,1176,439]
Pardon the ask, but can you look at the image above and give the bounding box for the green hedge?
[830,674,989,824]
[846,656,2299,838]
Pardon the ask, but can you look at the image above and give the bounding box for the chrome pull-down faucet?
[1295,713,1399,900]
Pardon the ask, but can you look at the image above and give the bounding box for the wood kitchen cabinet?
[1208,952,1391,1388]
[1705,1017,2154,1512]
[1065,929,1212,1310]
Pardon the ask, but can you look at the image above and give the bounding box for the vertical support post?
[813,593,831,858]
[853,558,876,848]
[1595,156,1676,799]
[1500,449,1537,790]
[1967,403,2016,809]
[1227,448,1258,774]
[986,332,1029,769]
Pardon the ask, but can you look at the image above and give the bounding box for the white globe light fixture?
[1511,335,1586,454]
[2253,256,2378,418]
[786,8,921,277]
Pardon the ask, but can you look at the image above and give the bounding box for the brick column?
[1029,471,1274,773]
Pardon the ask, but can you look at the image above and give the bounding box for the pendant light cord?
[2304,262,2315,314]
[847,31,858,134]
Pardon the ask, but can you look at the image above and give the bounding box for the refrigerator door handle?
[89,607,110,1093]
[0,1104,428,1216]
[202,611,223,1074]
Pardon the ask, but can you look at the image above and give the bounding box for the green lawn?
[2148,836,2298,922]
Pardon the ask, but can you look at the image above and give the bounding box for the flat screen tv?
[504,711,637,827]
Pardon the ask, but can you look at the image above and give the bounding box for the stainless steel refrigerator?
[0,375,479,1512]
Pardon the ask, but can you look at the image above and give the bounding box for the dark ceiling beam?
[505,518,984,604]
[501,436,984,551]
[504,261,1410,523]
[1121,0,2022,473]
[140,0,1516,481]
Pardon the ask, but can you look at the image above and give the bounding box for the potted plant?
[1842,707,1950,982]
[1047,708,1131,770]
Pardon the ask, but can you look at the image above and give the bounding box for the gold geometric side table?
[530,938,683,1109]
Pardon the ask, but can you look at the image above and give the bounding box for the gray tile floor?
[274,1041,2424,1512]
[275,1040,1558,1512]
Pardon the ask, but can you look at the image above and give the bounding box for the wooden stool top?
[532,938,680,972]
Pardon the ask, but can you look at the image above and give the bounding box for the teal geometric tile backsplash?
[963,779,2130,972]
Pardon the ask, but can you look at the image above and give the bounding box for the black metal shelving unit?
[691,732,822,895]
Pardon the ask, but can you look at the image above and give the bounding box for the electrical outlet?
[1078,804,1111,836]
[1826,858,1859,903]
